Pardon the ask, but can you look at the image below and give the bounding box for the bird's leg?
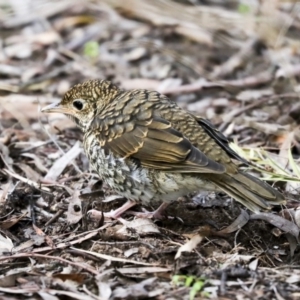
[88,200,137,220]
[126,202,170,220]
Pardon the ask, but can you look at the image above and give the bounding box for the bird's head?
[41,80,121,131]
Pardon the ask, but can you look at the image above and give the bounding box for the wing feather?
[101,116,225,174]
[196,117,249,164]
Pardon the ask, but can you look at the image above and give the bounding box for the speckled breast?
[82,132,213,205]
[83,133,158,204]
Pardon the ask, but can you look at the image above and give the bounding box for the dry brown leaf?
[52,273,86,284]
[0,234,14,254]
[44,141,82,181]
[18,163,41,182]
[219,210,250,234]
[21,153,49,174]
[117,218,160,235]
[175,234,204,259]
[0,273,24,288]
[0,212,27,230]
[250,213,299,238]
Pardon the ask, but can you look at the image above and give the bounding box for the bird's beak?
[41,102,67,114]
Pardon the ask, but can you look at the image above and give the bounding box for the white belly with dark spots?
[84,136,217,205]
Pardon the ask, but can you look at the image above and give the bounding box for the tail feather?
[212,172,285,213]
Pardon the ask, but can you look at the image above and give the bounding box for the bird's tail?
[211,172,285,213]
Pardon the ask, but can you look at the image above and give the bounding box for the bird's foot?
[126,210,168,220]
[88,200,137,220]
[126,202,171,220]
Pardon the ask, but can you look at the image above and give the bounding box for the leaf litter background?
[1,0,300,299]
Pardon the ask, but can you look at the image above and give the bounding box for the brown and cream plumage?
[42,80,285,219]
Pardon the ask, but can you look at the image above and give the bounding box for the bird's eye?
[73,100,84,111]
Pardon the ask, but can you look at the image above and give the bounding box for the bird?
[41,79,285,219]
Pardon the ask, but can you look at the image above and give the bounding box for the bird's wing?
[196,117,249,165]
[102,116,225,173]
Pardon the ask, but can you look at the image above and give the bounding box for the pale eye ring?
[73,100,84,111]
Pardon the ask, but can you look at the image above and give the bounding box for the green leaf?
[185,276,195,287]
[84,41,99,58]
[238,3,250,14]
[201,291,211,298]
[172,275,185,286]
[189,280,205,300]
